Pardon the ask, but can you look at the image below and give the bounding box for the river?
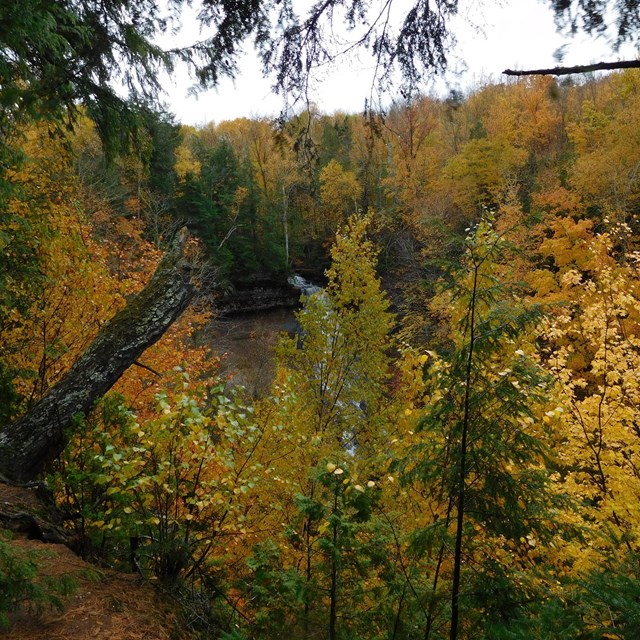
[202,276,320,397]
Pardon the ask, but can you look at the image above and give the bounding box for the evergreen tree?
[404,216,566,639]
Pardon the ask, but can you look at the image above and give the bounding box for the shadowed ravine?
[203,276,321,396]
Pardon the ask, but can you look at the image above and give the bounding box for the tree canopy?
[0,0,457,143]
[3,0,639,153]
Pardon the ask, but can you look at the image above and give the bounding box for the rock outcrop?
[215,279,302,315]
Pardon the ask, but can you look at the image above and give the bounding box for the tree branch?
[132,360,163,377]
[503,59,640,77]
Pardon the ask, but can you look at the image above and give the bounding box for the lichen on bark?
[0,230,196,483]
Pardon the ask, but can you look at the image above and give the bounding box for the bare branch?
[133,360,163,377]
[503,59,640,77]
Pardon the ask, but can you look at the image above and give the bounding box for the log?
[0,230,196,483]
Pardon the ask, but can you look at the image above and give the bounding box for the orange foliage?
[2,125,125,403]
[113,307,215,420]
[2,120,213,416]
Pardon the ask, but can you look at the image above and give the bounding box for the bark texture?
[0,231,196,483]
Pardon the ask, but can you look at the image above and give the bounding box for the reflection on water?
[202,307,299,397]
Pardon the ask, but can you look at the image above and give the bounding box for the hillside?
[2,71,640,638]
[1,482,193,640]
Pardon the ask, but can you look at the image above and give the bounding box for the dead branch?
[503,60,640,77]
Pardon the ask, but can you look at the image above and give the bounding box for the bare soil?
[1,483,192,640]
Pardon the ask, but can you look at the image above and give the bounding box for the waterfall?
[288,275,323,297]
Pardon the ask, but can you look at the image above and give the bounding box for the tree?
[318,160,362,235]
[243,462,389,640]
[539,230,640,559]
[444,138,527,215]
[565,72,640,245]
[0,230,196,483]
[275,213,394,462]
[0,0,464,153]
[176,136,274,279]
[405,217,565,639]
[0,0,170,160]
[236,213,397,637]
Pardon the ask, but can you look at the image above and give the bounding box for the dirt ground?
[1,483,189,640]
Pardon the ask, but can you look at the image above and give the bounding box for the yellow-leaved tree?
[318,160,362,237]
[241,212,401,639]
[539,228,640,563]
[0,122,124,415]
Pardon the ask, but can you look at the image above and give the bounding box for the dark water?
[202,307,299,396]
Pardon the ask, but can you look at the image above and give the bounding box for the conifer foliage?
[404,218,564,639]
[5,58,640,638]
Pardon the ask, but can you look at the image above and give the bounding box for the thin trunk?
[304,525,311,639]
[329,486,339,640]
[282,184,290,266]
[424,538,447,640]
[304,481,316,639]
[392,583,407,640]
[425,491,457,640]
[450,263,479,640]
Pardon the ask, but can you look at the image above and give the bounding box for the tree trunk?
[329,486,339,640]
[0,230,196,483]
[449,261,479,640]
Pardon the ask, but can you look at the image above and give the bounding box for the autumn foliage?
[3,71,640,639]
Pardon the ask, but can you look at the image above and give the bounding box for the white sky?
[157,0,637,126]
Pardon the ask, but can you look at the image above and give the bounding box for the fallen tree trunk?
[0,230,196,483]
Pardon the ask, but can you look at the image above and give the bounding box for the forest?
[2,67,640,638]
[3,1,640,638]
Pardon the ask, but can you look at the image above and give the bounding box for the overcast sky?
[157,0,637,126]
